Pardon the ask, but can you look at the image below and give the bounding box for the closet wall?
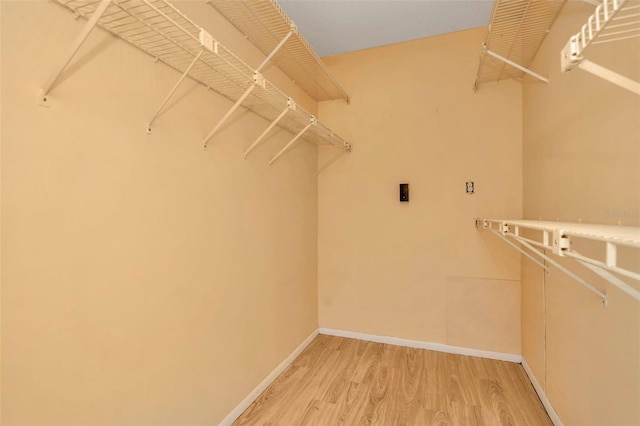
[317,28,523,354]
[522,2,640,425]
[0,1,320,424]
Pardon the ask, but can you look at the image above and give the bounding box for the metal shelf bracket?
[147,49,204,134]
[40,0,112,104]
[484,47,550,85]
[244,98,295,158]
[50,0,352,160]
[203,71,265,148]
[256,27,294,72]
[474,0,564,90]
[485,224,550,272]
[477,219,640,306]
[560,0,640,95]
[578,60,640,95]
[269,116,315,166]
[208,0,350,102]
[510,232,607,305]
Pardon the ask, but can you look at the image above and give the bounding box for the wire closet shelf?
[477,219,640,306]
[474,0,567,90]
[561,0,640,95]
[208,0,350,103]
[45,0,351,161]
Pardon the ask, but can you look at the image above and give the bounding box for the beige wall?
[4,1,638,424]
[522,2,640,425]
[0,1,319,424]
[317,28,523,354]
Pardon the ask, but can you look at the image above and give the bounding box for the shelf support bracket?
[269,117,315,166]
[571,252,640,302]
[40,0,112,103]
[507,233,607,305]
[484,47,550,85]
[244,98,295,159]
[147,49,204,133]
[488,229,550,272]
[203,71,265,148]
[578,59,640,95]
[256,29,293,72]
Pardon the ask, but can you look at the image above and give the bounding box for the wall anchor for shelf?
[269,117,316,166]
[244,98,296,159]
[203,71,265,148]
[147,49,204,134]
[552,230,570,256]
[40,0,112,104]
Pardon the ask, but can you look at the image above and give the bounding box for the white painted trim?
[218,329,319,426]
[522,357,563,426]
[318,328,522,363]
[218,329,562,426]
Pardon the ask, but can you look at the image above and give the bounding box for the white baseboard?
[219,328,560,426]
[318,328,522,363]
[218,329,319,426]
[522,358,563,426]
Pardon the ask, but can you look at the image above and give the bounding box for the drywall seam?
[217,329,319,426]
[522,357,563,426]
[318,328,523,363]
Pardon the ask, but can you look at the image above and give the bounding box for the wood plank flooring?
[233,335,552,426]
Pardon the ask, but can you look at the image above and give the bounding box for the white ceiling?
[278,0,494,57]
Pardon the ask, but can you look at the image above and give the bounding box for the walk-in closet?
[1,0,638,424]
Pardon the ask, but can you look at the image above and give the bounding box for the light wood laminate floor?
[233,334,552,426]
